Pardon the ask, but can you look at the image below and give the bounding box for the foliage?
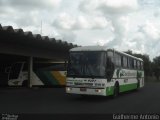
[153,56,160,80]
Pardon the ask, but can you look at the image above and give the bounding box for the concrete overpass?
[0,24,78,87]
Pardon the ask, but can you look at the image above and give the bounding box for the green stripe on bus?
[119,83,137,92]
[43,71,60,85]
[35,71,50,85]
[106,83,137,96]
[35,71,59,85]
[106,86,114,96]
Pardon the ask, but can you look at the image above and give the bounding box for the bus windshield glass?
[67,51,106,78]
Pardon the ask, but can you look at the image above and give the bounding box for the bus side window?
[134,60,137,69]
[129,58,133,69]
[137,61,140,70]
[141,62,143,70]
[128,57,132,69]
[121,56,123,67]
[118,54,122,67]
[114,53,121,67]
[123,56,127,68]
[131,58,134,69]
[107,51,114,63]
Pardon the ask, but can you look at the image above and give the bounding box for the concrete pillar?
[28,56,33,88]
[64,60,67,77]
[65,60,67,68]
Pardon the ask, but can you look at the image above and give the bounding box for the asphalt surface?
[0,82,160,114]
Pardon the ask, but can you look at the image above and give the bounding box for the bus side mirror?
[105,58,110,79]
[106,58,112,68]
[106,58,114,81]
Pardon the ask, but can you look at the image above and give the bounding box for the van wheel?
[113,83,119,98]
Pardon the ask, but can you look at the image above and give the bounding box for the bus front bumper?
[66,87,106,96]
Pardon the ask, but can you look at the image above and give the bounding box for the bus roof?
[70,46,143,62]
[114,49,143,62]
[70,46,108,52]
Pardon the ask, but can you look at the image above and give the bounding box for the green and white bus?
[0,62,66,87]
[66,46,144,97]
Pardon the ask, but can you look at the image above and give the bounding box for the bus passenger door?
[106,58,114,82]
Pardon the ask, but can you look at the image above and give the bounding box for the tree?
[125,50,133,55]
[153,56,160,81]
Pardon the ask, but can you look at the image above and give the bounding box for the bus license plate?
[80,88,86,91]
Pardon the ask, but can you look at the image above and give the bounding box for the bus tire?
[113,82,119,98]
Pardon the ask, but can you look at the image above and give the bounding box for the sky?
[0,0,160,60]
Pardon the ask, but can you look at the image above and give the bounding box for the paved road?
[0,83,160,114]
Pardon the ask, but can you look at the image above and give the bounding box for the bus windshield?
[67,51,106,78]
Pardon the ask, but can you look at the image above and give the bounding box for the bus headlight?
[66,87,72,91]
[95,89,101,93]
